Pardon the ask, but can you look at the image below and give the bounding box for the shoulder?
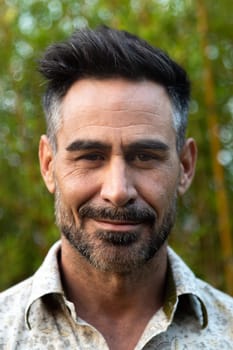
[0,278,34,349]
[167,247,233,344]
[197,277,233,320]
[188,277,233,346]
[0,277,33,327]
[168,246,233,316]
[0,276,33,301]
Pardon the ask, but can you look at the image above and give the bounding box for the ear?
[178,138,197,196]
[39,135,55,194]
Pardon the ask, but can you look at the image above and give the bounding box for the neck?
[60,237,168,349]
[60,236,168,318]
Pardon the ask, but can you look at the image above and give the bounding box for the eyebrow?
[66,140,111,152]
[126,140,169,152]
[66,139,169,153]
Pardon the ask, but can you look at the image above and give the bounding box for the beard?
[55,190,177,274]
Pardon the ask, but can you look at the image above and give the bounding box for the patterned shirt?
[0,241,233,349]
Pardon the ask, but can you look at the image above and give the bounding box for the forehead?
[58,78,175,147]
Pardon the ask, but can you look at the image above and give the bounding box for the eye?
[127,152,159,162]
[135,153,156,161]
[74,152,105,162]
[126,151,165,169]
[82,153,104,161]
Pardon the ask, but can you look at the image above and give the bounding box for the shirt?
[0,241,233,349]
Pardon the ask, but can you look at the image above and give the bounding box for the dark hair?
[39,25,190,152]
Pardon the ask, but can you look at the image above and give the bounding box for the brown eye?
[136,153,154,161]
[83,154,104,161]
[75,153,105,161]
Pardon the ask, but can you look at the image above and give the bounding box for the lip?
[92,219,141,231]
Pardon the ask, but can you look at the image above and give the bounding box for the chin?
[80,239,162,274]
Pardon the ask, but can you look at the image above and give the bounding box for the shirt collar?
[25,242,208,329]
[167,247,208,328]
[25,241,64,329]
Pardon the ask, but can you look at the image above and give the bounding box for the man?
[0,26,233,349]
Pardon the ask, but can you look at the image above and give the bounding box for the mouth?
[78,205,156,233]
[92,218,141,231]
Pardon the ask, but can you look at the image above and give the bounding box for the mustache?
[78,205,156,224]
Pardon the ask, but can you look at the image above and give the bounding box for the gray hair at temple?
[38,26,191,153]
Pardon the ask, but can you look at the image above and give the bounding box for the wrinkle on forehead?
[58,78,176,147]
[61,78,173,119]
[61,108,174,131]
[61,122,171,132]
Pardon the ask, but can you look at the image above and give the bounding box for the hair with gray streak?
[39,25,190,152]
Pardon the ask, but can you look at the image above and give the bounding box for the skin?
[39,78,197,350]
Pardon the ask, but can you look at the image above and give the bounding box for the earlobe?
[39,135,55,193]
[178,138,197,196]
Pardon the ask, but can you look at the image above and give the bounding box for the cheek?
[137,172,179,212]
[56,174,100,210]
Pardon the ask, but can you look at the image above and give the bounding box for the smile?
[92,219,141,231]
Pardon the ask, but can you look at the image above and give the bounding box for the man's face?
[40,78,195,274]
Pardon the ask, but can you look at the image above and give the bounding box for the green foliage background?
[0,0,233,292]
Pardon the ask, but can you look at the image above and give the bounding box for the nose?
[100,156,137,207]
